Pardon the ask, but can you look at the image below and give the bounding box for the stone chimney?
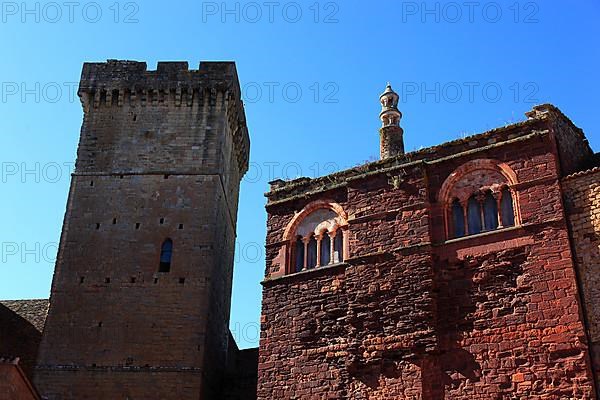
[379,83,404,159]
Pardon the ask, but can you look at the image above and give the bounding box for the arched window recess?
[284,201,348,274]
[439,160,519,240]
[159,239,173,272]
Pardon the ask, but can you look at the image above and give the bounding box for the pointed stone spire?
[379,83,405,159]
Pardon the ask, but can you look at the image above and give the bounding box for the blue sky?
[1,0,599,349]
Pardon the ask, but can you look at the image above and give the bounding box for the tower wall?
[34,60,249,399]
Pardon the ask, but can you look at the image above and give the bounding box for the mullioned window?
[440,159,519,239]
[282,201,348,274]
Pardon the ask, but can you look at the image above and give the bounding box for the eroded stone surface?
[33,60,250,400]
[259,105,599,399]
[564,168,600,393]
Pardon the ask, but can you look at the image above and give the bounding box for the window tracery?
[283,202,348,274]
[440,160,519,239]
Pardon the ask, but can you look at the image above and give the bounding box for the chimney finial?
[379,84,404,159]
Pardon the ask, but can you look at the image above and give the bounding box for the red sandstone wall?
[532,105,594,176]
[427,122,592,398]
[564,168,600,395]
[0,362,40,400]
[259,115,596,399]
[428,130,596,397]
[261,172,439,398]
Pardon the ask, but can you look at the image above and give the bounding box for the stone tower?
[379,83,404,158]
[34,60,250,399]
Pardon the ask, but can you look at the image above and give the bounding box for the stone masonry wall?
[223,336,259,400]
[259,110,597,399]
[564,168,600,395]
[426,119,595,397]
[260,171,439,398]
[526,104,594,176]
[35,60,249,400]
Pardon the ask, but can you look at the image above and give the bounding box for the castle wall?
[525,105,594,176]
[564,168,600,394]
[259,110,597,399]
[427,131,594,398]
[260,172,438,398]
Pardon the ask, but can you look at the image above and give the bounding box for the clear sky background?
[1,0,599,349]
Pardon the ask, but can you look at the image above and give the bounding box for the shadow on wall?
[0,304,45,380]
[428,255,480,399]
[432,246,531,397]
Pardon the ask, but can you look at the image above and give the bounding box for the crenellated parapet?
[76,59,249,176]
[78,60,241,107]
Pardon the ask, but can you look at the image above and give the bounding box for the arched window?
[483,191,498,231]
[159,239,173,272]
[467,196,482,235]
[440,159,520,240]
[451,199,465,238]
[501,187,515,227]
[282,202,348,274]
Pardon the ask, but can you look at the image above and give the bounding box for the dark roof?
[563,165,600,181]
[0,300,49,332]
